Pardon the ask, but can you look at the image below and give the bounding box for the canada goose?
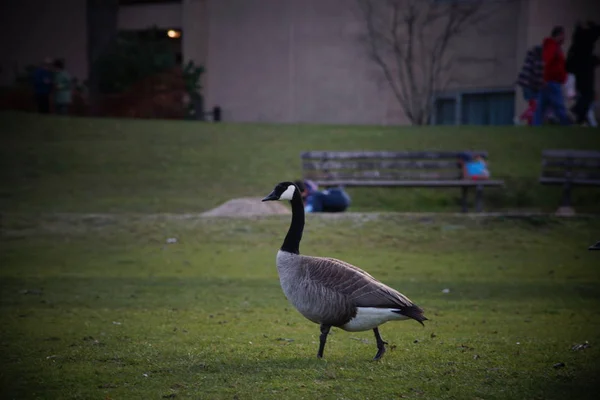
[262,181,427,360]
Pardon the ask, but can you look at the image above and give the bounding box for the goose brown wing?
[303,256,427,324]
[303,256,416,309]
[321,257,376,280]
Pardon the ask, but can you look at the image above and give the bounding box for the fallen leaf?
[571,341,591,351]
[98,383,118,389]
[19,289,43,295]
[276,337,295,342]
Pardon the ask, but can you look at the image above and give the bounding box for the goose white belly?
[341,307,410,332]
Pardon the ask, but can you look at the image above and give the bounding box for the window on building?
[432,89,515,126]
[461,92,515,125]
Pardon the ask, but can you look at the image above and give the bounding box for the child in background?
[516,45,544,125]
[53,58,72,115]
[459,153,490,180]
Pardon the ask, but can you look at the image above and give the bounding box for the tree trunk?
[86,0,119,116]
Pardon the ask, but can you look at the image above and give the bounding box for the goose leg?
[317,324,331,358]
[373,327,388,360]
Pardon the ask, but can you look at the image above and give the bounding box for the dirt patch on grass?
[200,197,291,217]
[198,198,594,219]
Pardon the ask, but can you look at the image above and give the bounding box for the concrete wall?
[203,0,521,125]
[448,1,520,90]
[3,0,596,124]
[118,2,182,30]
[0,0,87,86]
[182,0,209,74]
[204,0,406,124]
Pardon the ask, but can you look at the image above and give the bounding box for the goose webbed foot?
[373,327,388,361]
[317,324,331,358]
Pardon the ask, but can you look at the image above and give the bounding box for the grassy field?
[1,112,600,399]
[1,213,599,399]
[1,112,599,214]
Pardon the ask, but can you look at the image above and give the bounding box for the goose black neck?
[281,191,305,254]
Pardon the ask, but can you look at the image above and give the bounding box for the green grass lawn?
[1,111,599,214]
[1,112,600,399]
[1,213,599,399]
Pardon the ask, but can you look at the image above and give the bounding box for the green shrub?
[12,64,37,86]
[182,60,205,119]
[94,27,176,94]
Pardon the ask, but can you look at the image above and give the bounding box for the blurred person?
[587,105,598,127]
[516,44,544,125]
[532,26,572,126]
[459,152,490,180]
[586,99,598,127]
[53,58,72,115]
[33,57,53,114]
[294,179,351,213]
[566,21,600,125]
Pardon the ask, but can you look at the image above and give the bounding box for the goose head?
[262,181,299,202]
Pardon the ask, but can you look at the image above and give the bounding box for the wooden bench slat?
[305,170,462,180]
[539,149,600,209]
[300,150,504,212]
[543,159,600,169]
[315,180,505,187]
[541,171,600,180]
[303,160,458,171]
[541,149,600,159]
[301,150,489,160]
[539,177,600,186]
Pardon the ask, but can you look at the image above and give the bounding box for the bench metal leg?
[561,181,572,207]
[461,186,469,213]
[555,181,576,216]
[475,185,483,212]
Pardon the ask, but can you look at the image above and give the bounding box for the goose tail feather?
[393,304,428,326]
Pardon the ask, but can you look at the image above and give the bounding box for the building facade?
[1,0,599,125]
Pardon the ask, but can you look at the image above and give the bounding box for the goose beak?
[262,191,278,202]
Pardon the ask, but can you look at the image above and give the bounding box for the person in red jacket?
[532,26,573,126]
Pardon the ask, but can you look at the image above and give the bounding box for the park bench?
[300,150,505,213]
[539,149,600,211]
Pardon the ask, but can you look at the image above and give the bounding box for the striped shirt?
[517,45,544,91]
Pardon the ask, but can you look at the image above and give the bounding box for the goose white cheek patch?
[279,185,296,200]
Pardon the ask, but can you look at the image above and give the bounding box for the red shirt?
[542,37,567,83]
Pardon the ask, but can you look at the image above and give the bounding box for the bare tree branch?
[355,0,497,125]
[359,0,411,120]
